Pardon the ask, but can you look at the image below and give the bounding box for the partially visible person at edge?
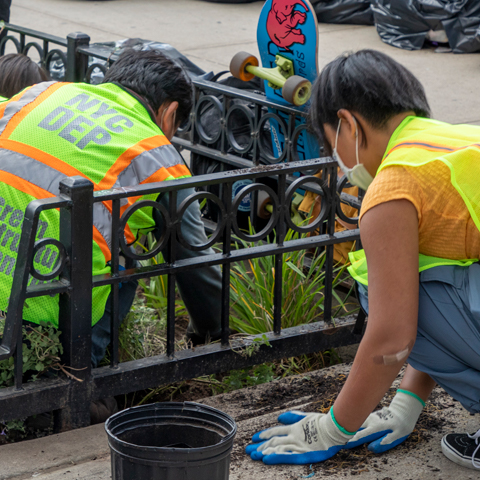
[0,53,49,100]
[0,0,11,44]
[246,49,480,471]
[0,49,223,373]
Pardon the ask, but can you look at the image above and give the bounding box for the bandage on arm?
[373,340,414,366]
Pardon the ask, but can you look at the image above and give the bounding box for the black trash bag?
[372,0,480,53]
[443,1,480,53]
[48,37,217,83]
[312,0,373,26]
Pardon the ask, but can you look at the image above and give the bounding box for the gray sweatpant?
[357,264,480,414]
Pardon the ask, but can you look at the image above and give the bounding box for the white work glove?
[246,409,355,465]
[345,389,425,453]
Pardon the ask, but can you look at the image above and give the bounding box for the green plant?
[136,233,187,318]
[229,227,355,335]
[0,319,63,389]
[113,297,190,365]
[0,319,63,441]
[231,333,271,357]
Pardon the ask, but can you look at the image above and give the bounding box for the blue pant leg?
[356,266,480,413]
[356,282,369,314]
[408,265,480,413]
[154,188,222,337]
[91,279,137,367]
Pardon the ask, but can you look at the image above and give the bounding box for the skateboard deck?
[257,0,319,162]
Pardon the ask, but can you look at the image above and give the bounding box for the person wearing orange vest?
[0,49,223,371]
[246,50,480,470]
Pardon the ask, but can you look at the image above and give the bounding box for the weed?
[231,333,271,358]
[0,319,63,440]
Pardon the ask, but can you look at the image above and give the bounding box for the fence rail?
[0,24,365,430]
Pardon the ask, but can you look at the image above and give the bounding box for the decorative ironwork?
[0,24,68,80]
[31,238,67,282]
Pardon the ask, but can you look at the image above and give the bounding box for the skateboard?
[230,0,320,163]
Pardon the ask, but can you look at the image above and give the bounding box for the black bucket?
[105,402,237,480]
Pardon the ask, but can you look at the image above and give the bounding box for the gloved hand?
[345,389,425,454]
[246,409,355,465]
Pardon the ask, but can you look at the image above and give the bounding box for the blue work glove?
[345,389,425,454]
[246,409,355,465]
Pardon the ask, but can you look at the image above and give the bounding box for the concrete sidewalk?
[0,364,477,480]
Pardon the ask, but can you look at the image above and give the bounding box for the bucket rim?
[105,401,237,454]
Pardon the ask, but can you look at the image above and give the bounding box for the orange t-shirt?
[360,161,480,260]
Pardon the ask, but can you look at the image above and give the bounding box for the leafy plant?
[136,233,187,318]
[116,298,189,362]
[229,227,355,335]
[0,319,63,389]
[0,319,63,441]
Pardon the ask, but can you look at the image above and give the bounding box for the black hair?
[309,50,431,152]
[0,54,49,98]
[102,49,193,127]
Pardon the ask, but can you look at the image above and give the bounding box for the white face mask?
[332,118,374,191]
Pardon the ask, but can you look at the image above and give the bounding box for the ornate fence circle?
[45,49,67,80]
[257,112,287,164]
[119,200,170,260]
[285,176,330,233]
[0,35,21,55]
[232,183,278,242]
[177,191,226,251]
[23,42,44,61]
[85,62,107,84]
[31,238,67,282]
[336,175,359,226]
[195,95,223,145]
[226,104,254,154]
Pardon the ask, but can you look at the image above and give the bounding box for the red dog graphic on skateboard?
[267,0,308,51]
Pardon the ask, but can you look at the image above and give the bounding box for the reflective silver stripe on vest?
[0,81,57,135]
[0,148,113,251]
[114,144,184,188]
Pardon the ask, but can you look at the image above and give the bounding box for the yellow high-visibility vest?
[0,82,190,325]
[348,116,479,286]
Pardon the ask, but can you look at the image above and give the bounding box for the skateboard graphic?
[230,0,320,163]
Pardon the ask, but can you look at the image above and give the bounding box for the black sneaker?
[441,429,480,470]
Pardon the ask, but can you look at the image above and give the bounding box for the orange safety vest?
[0,81,190,326]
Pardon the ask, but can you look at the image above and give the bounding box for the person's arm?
[333,199,420,432]
[153,187,222,337]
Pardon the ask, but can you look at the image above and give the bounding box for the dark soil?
[227,371,454,476]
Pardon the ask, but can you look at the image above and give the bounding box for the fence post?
[54,176,94,432]
[66,32,90,82]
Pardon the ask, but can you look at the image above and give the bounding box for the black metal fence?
[0,25,364,430]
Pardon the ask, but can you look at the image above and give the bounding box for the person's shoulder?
[360,166,424,224]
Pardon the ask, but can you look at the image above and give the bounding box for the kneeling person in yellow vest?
[247,50,480,471]
[0,49,223,368]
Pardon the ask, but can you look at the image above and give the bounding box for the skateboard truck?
[230,51,312,106]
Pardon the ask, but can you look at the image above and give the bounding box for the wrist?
[391,389,425,419]
[397,388,425,407]
[329,408,356,441]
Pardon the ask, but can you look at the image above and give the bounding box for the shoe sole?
[441,435,480,470]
